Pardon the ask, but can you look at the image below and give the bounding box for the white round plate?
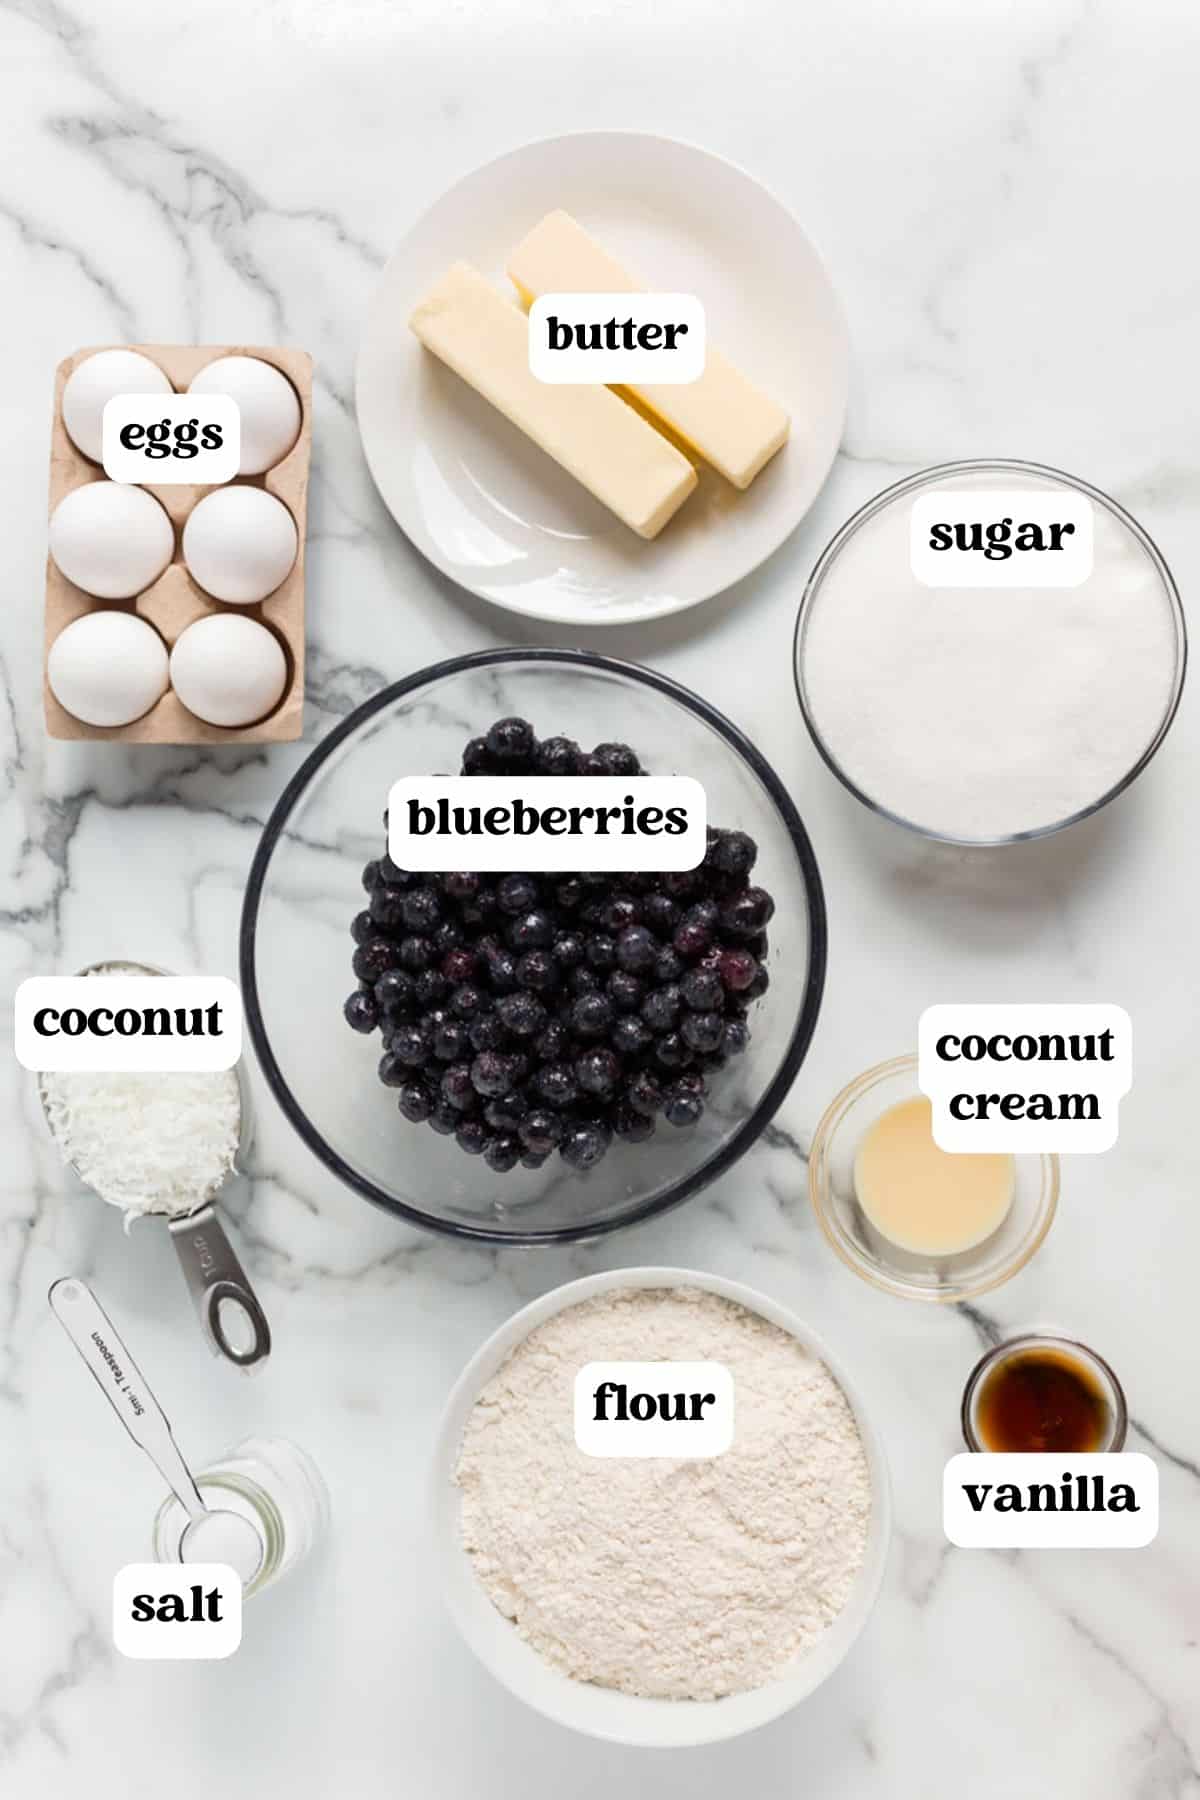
[356,133,848,626]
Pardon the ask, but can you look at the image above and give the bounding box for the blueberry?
[680,967,723,1011]
[552,930,585,969]
[397,934,434,972]
[451,983,488,1021]
[591,741,640,776]
[517,949,558,991]
[442,947,479,985]
[607,971,643,1013]
[681,1010,725,1053]
[369,885,407,928]
[400,886,441,932]
[361,859,384,893]
[613,1101,655,1143]
[720,887,775,936]
[718,949,758,993]
[390,1022,431,1067]
[555,877,586,911]
[535,1021,570,1063]
[577,751,608,777]
[616,925,656,972]
[441,1064,477,1111]
[375,969,415,1017]
[626,1069,666,1115]
[641,985,681,1033]
[664,1086,704,1127]
[377,1050,408,1088]
[612,1015,651,1057]
[722,1018,751,1056]
[442,870,481,900]
[468,1013,508,1052]
[661,869,699,899]
[575,1047,620,1097]
[533,1062,578,1108]
[455,1118,489,1155]
[497,873,538,915]
[344,990,378,1033]
[353,938,402,981]
[470,1051,518,1097]
[484,1133,521,1173]
[432,1018,470,1062]
[654,1032,693,1071]
[461,736,493,774]
[604,895,641,933]
[567,965,600,997]
[711,829,758,877]
[571,992,614,1038]
[496,993,547,1037]
[585,933,616,972]
[746,965,770,999]
[654,947,684,984]
[483,945,519,992]
[486,716,536,762]
[519,1109,565,1156]
[429,1097,459,1135]
[535,735,581,775]
[560,1123,610,1169]
[485,1091,529,1130]
[508,909,554,950]
[398,1079,434,1122]
[351,909,374,945]
[641,892,680,935]
[413,968,447,1008]
[521,1149,549,1169]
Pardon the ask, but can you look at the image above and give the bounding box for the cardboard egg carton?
[45,343,312,743]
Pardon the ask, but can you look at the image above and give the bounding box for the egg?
[188,355,301,474]
[47,612,169,727]
[61,349,173,463]
[48,481,175,599]
[169,614,288,727]
[182,487,297,604]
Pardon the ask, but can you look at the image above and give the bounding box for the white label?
[112,1564,243,1659]
[944,1454,1157,1548]
[574,1362,734,1458]
[918,1003,1131,1153]
[15,975,242,1072]
[910,489,1094,587]
[387,776,706,873]
[529,293,706,384]
[102,394,240,484]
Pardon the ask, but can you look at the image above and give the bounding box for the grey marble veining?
[3,0,1199,1794]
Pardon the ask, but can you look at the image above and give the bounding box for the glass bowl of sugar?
[808,1054,1059,1303]
[793,460,1186,845]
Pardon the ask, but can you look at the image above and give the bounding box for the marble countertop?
[3,1,1198,1795]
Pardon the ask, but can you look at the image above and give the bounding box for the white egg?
[182,487,297,604]
[47,612,169,727]
[61,349,173,463]
[188,355,301,474]
[49,481,175,599]
[170,614,288,727]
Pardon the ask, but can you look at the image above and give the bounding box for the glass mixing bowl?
[240,649,827,1245]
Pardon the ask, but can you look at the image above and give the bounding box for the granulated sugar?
[800,469,1179,842]
[455,1286,871,1701]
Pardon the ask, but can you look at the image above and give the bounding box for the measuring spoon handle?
[48,1277,206,1521]
[168,1205,272,1370]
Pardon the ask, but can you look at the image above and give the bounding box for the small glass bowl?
[808,1054,1058,1302]
[961,1334,1127,1452]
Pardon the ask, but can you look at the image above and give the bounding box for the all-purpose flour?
[455,1287,871,1700]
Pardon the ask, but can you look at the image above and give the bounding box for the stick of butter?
[508,212,790,491]
[408,262,697,540]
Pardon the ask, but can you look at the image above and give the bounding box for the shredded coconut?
[42,1066,241,1222]
[455,1286,871,1700]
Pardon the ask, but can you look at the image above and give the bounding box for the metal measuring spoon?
[38,960,270,1371]
[48,1277,264,1582]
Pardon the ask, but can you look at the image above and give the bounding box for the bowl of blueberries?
[241,649,826,1244]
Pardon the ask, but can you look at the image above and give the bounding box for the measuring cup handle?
[167,1206,272,1370]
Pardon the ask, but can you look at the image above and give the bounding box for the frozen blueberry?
[533,1062,579,1108]
[432,1017,470,1062]
[451,983,488,1021]
[361,859,384,893]
[664,1083,705,1127]
[413,968,447,1008]
[721,887,775,936]
[710,829,758,877]
[613,1101,655,1143]
[455,1118,489,1155]
[497,873,538,915]
[607,971,643,1013]
[535,735,582,775]
[591,741,640,776]
[517,949,558,991]
[375,968,415,1016]
[746,965,770,999]
[398,1079,434,1122]
[496,993,547,1037]
[718,949,758,993]
[400,886,441,932]
[680,967,723,1011]
[654,1032,693,1071]
[470,1051,518,1098]
[469,1013,508,1053]
[555,877,586,911]
[654,946,684,984]
[641,985,681,1033]
[603,896,641,934]
[641,892,680,935]
[396,935,434,972]
[344,990,378,1033]
[353,938,402,982]
[552,930,585,969]
[482,945,519,992]
[351,909,375,945]
[559,1122,610,1169]
[681,1010,725,1053]
[575,1047,620,1097]
[443,870,481,900]
[377,1050,408,1088]
[389,1022,430,1067]
[461,736,493,774]
[567,965,600,997]
[369,885,407,929]
[722,1018,751,1056]
[486,717,536,762]
[441,1064,477,1111]
[571,992,614,1038]
[508,909,554,950]
[428,1097,459,1135]
[612,1015,651,1057]
[626,1069,665,1115]
[521,1150,549,1169]
[615,925,656,972]
[484,1133,522,1173]
[485,1091,529,1131]
[535,1021,571,1063]
[519,1109,565,1156]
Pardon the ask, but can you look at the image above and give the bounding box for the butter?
[508,212,790,490]
[408,262,697,539]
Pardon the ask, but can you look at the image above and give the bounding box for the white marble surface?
[3,1,1199,1794]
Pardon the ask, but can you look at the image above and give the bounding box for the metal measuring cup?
[38,960,271,1371]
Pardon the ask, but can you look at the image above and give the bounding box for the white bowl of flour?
[431,1268,890,1746]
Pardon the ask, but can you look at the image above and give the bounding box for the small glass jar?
[152,1435,329,1598]
[961,1334,1128,1453]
